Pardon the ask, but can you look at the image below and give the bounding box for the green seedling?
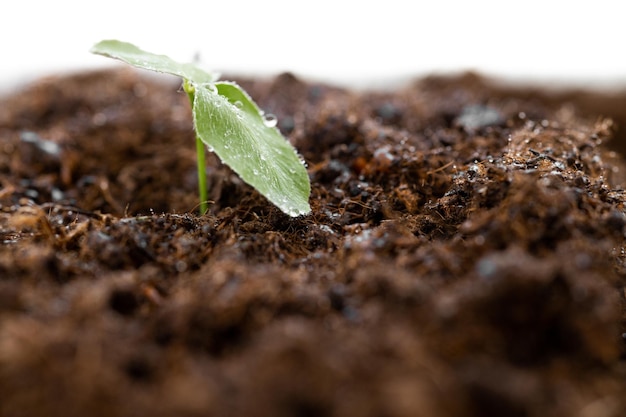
[90,40,311,217]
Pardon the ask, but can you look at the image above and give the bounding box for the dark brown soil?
[1,68,626,417]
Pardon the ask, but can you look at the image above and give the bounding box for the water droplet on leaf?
[263,114,277,128]
[201,83,218,94]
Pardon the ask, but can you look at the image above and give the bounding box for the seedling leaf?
[193,82,311,216]
[91,40,217,84]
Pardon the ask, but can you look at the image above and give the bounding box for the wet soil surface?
[1,69,626,417]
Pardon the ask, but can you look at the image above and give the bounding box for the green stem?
[183,80,208,215]
[196,134,208,214]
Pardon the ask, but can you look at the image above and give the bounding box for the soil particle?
[1,68,626,416]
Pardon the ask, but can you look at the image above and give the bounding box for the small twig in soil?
[426,160,457,175]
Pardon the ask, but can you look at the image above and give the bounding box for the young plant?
[90,40,311,217]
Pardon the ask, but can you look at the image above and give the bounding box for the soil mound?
[1,69,625,416]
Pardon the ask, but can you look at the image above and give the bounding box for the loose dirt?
[1,69,625,417]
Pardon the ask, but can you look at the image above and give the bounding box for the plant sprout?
[90,40,311,217]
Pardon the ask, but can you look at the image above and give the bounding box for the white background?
[1,0,624,91]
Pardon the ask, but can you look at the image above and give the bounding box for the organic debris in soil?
[0,69,625,417]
